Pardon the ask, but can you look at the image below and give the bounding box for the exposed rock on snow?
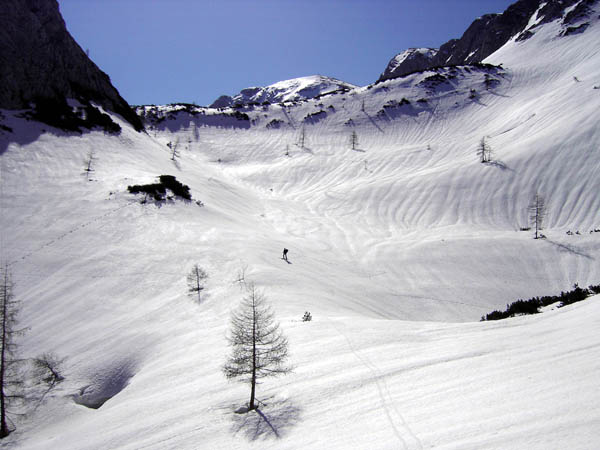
[210,95,234,109]
[379,48,439,80]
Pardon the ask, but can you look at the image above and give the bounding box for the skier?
[282,248,289,261]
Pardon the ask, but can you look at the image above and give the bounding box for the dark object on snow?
[302,311,312,322]
[282,248,289,261]
[128,175,191,202]
[481,283,600,321]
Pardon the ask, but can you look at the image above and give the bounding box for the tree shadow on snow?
[544,239,594,260]
[361,111,384,133]
[470,97,488,107]
[230,397,302,441]
[171,157,182,171]
[485,160,513,171]
[487,90,511,98]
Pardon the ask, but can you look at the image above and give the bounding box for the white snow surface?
[1,6,600,449]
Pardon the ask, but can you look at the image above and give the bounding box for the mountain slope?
[135,9,600,321]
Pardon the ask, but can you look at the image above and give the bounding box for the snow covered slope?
[209,75,356,108]
[1,1,599,449]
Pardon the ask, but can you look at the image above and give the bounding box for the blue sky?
[58,0,516,106]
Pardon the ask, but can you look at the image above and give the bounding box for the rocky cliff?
[378,0,598,82]
[0,0,142,131]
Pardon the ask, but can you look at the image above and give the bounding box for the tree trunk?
[0,275,9,438]
[249,370,256,411]
[534,197,539,239]
[195,268,201,302]
[249,295,257,411]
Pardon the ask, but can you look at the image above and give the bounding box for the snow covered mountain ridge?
[378,0,598,81]
[209,75,356,108]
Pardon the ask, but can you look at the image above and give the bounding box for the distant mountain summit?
[379,48,439,81]
[0,0,142,131]
[210,75,357,107]
[378,0,597,81]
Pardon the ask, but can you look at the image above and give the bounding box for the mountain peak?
[378,0,597,82]
[210,75,356,107]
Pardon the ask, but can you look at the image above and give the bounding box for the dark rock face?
[562,0,597,24]
[378,0,596,82]
[210,95,234,109]
[378,48,439,82]
[0,0,142,131]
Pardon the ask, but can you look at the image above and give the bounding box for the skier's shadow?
[281,258,292,265]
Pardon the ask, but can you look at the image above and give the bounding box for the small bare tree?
[187,264,208,302]
[477,137,493,163]
[529,192,547,239]
[83,150,96,180]
[167,140,180,161]
[0,267,25,438]
[350,130,359,150]
[32,353,64,388]
[233,264,249,289]
[297,127,306,148]
[223,284,291,411]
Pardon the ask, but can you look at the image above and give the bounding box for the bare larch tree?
[477,136,493,163]
[187,264,208,302]
[350,130,359,150]
[297,127,306,149]
[223,284,291,411]
[83,149,96,180]
[0,267,24,438]
[167,140,180,161]
[529,192,547,239]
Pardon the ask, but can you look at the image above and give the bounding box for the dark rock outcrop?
[378,0,597,82]
[379,48,439,82]
[210,95,234,109]
[0,0,143,131]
